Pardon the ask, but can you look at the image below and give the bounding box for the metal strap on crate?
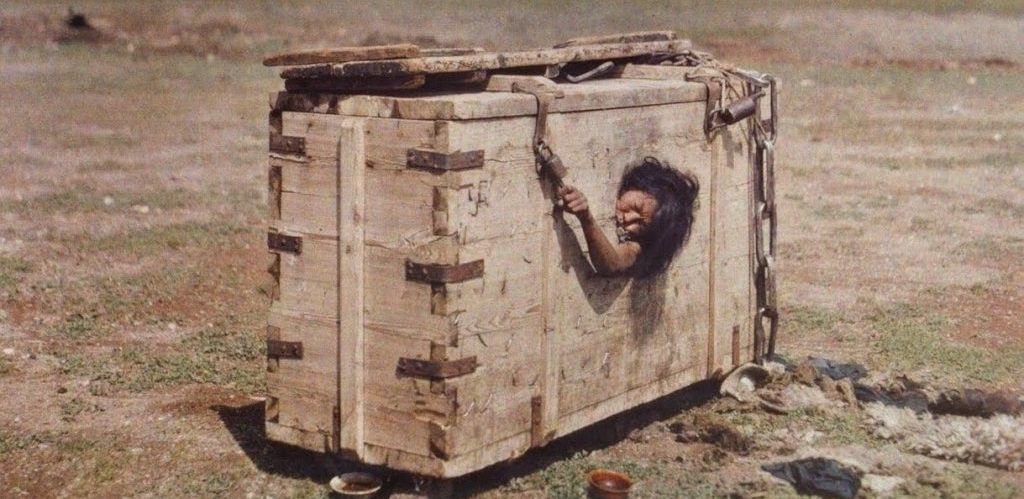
[509,79,569,190]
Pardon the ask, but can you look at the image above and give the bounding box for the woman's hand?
[558,185,591,221]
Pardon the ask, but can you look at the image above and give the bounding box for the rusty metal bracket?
[268,232,302,254]
[397,356,478,380]
[269,133,305,155]
[405,259,484,284]
[267,339,303,359]
[407,148,485,171]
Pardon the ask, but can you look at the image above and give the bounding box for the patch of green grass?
[55,313,111,341]
[181,472,239,496]
[909,216,934,232]
[82,158,135,172]
[952,235,1022,260]
[783,305,850,336]
[66,221,250,255]
[959,197,1024,218]
[0,255,33,292]
[0,431,32,456]
[862,151,1020,172]
[60,397,98,422]
[2,187,200,215]
[60,325,265,394]
[90,454,120,483]
[813,201,867,221]
[869,304,1024,383]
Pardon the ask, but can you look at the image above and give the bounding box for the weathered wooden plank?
[273,236,336,284]
[266,304,337,441]
[337,119,366,456]
[266,421,331,452]
[438,101,709,243]
[364,246,454,345]
[278,190,337,236]
[361,431,532,478]
[362,328,449,457]
[272,157,336,198]
[364,168,441,247]
[272,78,705,120]
[612,63,700,80]
[443,319,543,455]
[554,30,677,48]
[281,112,438,170]
[285,74,426,93]
[280,40,691,78]
[556,364,703,440]
[264,43,420,67]
[712,127,754,372]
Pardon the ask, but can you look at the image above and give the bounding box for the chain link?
[752,76,779,363]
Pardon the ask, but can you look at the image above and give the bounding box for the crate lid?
[270,70,707,120]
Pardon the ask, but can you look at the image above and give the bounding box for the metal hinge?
[405,260,484,284]
[267,339,304,359]
[407,148,485,171]
[268,232,302,254]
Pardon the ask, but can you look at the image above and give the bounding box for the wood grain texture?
[280,40,691,78]
[270,78,705,120]
[264,43,420,67]
[336,119,366,456]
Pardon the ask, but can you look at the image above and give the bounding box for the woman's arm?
[559,185,640,276]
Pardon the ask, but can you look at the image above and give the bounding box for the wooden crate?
[264,66,757,477]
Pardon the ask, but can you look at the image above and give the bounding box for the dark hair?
[618,157,700,278]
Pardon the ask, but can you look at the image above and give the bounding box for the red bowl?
[587,469,632,499]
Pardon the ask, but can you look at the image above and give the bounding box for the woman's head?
[617,157,700,278]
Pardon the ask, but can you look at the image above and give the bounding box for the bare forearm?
[579,214,636,275]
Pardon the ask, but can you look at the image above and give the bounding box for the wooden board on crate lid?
[278,34,690,79]
[263,43,421,67]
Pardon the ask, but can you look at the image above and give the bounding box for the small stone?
[966,76,977,85]
[103,196,114,206]
[132,205,150,214]
[2,348,15,356]
[57,386,68,394]
[799,79,815,87]
[992,133,1003,142]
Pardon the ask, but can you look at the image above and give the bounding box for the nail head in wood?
[407,148,485,171]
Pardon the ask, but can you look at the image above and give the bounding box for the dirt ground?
[1,1,1022,497]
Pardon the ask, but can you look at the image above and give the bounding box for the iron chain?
[752,75,779,363]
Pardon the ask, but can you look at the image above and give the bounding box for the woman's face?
[615,189,658,238]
